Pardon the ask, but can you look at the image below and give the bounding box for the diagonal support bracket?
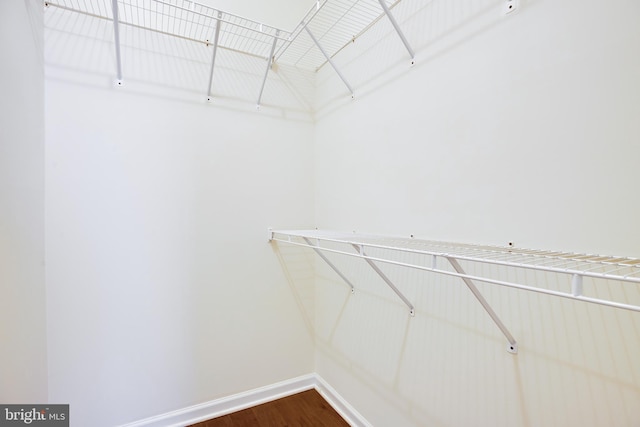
[304,26,354,98]
[447,257,518,354]
[111,0,123,85]
[206,12,223,102]
[303,238,355,294]
[257,30,279,108]
[353,244,415,316]
[377,0,415,65]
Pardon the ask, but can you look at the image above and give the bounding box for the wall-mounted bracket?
[571,274,583,297]
[352,244,415,316]
[111,0,123,84]
[304,26,354,98]
[446,257,518,354]
[257,30,279,108]
[206,12,223,102]
[304,238,355,294]
[377,0,415,65]
[269,229,354,294]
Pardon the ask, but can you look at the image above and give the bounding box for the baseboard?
[314,374,373,427]
[118,373,371,427]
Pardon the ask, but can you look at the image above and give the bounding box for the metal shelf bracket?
[111,0,123,85]
[257,30,280,108]
[352,244,415,316]
[572,274,583,297]
[377,0,415,65]
[269,229,355,294]
[206,12,222,102]
[304,26,355,98]
[304,238,356,294]
[446,257,518,354]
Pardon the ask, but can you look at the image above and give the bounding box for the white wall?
[313,0,640,426]
[315,0,640,257]
[0,0,48,403]
[45,8,315,426]
[38,0,640,425]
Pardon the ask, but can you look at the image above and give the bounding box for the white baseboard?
[314,374,373,427]
[118,373,371,427]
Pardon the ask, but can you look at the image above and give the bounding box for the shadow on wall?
[25,0,44,63]
[271,242,318,338]
[43,3,314,120]
[273,240,640,427]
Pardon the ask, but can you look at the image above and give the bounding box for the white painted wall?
[37,0,640,425]
[313,0,640,426]
[315,0,640,257]
[44,8,315,426]
[0,0,48,403]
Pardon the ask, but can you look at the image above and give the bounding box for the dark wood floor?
[188,389,350,427]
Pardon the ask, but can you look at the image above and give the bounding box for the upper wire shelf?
[44,0,412,106]
[270,229,640,313]
[275,0,400,71]
[44,0,401,68]
[45,0,293,60]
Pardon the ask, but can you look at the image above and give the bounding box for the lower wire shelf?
[269,229,640,354]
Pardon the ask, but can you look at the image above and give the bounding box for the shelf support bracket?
[447,257,518,354]
[111,0,123,85]
[304,26,354,98]
[571,274,583,297]
[206,12,223,102]
[377,0,415,64]
[303,238,355,294]
[257,30,279,108]
[352,244,415,316]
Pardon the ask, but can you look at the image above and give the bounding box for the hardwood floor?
[188,389,350,427]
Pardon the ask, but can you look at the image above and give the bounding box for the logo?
[0,405,68,426]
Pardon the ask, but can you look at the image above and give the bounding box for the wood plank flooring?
[188,389,350,427]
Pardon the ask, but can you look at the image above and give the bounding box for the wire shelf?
[44,0,410,106]
[270,229,640,313]
[45,0,293,59]
[45,0,403,68]
[275,0,399,71]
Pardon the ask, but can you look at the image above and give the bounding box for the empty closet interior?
[3,0,639,426]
